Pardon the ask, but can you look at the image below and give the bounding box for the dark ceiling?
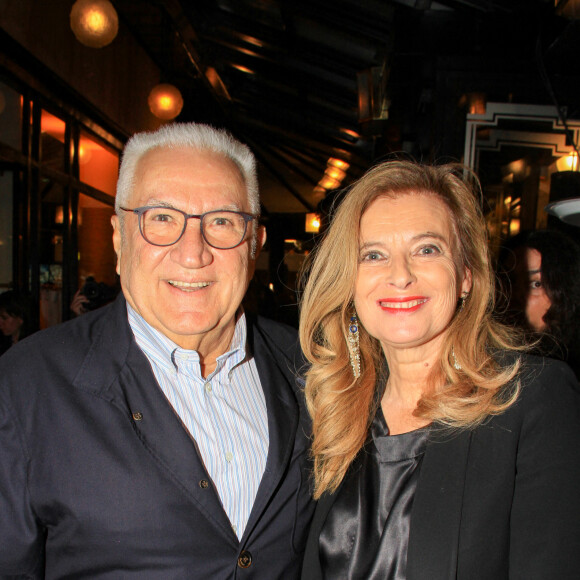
[113,0,580,215]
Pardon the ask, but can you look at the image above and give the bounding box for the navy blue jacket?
[0,296,314,578]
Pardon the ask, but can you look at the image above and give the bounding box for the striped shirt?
[127,304,269,540]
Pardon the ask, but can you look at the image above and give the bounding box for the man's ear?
[253,225,267,259]
[111,214,122,276]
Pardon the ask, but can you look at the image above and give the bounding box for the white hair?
[115,123,260,215]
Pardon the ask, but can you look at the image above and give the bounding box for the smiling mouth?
[168,280,211,292]
[379,298,428,309]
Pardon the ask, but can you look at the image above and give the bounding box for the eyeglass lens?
[140,208,249,248]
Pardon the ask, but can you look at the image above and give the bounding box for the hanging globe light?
[70,0,119,48]
[148,84,184,120]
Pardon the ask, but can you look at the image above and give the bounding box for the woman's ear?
[461,267,472,296]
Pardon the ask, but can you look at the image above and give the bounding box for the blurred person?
[0,290,33,354]
[0,123,314,578]
[499,229,580,379]
[300,160,580,579]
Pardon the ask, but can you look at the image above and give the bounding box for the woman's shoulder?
[495,351,580,424]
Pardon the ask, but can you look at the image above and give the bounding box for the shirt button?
[199,479,209,489]
[132,412,143,421]
[205,382,212,393]
[237,550,252,568]
[225,451,233,462]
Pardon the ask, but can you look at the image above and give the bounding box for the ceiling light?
[70,0,118,48]
[328,158,350,170]
[231,64,255,74]
[325,166,346,181]
[148,84,184,120]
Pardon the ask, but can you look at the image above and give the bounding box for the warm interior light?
[509,219,520,236]
[148,84,184,120]
[239,34,264,48]
[556,152,579,172]
[328,158,350,170]
[70,0,119,48]
[340,128,360,139]
[232,64,255,74]
[41,110,66,142]
[320,176,341,190]
[325,166,346,181]
[305,213,321,234]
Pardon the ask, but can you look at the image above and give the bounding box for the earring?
[451,347,462,371]
[458,291,468,312]
[347,314,361,378]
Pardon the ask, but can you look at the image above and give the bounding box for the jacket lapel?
[73,296,237,541]
[407,428,472,580]
[242,319,300,538]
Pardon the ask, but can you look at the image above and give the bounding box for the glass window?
[0,169,14,290]
[78,193,117,290]
[40,110,66,172]
[39,177,65,329]
[0,81,22,150]
[78,131,119,196]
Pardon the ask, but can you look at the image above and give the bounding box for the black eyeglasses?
[120,206,258,249]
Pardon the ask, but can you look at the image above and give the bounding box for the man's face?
[112,147,265,355]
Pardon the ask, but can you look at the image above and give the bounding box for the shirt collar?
[127,302,248,375]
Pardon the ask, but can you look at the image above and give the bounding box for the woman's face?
[354,193,471,358]
[0,309,23,339]
[521,247,551,332]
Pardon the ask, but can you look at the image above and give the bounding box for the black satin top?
[319,409,430,580]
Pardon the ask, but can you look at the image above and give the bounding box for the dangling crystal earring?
[451,347,462,371]
[347,314,361,378]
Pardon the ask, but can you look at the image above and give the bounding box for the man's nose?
[169,218,213,268]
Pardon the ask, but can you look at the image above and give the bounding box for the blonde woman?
[300,161,580,579]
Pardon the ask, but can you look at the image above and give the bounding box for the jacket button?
[237,550,252,568]
[199,479,209,489]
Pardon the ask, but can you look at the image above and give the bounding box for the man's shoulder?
[0,298,127,382]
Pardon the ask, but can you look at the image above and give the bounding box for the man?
[0,124,314,578]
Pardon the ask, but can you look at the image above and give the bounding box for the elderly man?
[0,124,314,578]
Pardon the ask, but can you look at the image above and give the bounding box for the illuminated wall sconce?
[70,0,119,48]
[305,213,321,233]
[556,151,579,172]
[148,84,184,120]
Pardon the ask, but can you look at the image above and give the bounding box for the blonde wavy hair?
[299,160,524,498]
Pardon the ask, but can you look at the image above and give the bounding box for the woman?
[499,229,580,379]
[0,290,32,355]
[300,161,580,579]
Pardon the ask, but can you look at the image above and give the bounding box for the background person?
[498,229,580,380]
[300,160,580,579]
[0,123,314,578]
[0,290,33,355]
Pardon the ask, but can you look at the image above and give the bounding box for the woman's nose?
[388,256,415,288]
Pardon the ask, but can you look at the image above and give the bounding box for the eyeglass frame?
[119,205,259,249]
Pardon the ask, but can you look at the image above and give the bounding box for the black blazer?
[302,356,580,580]
[0,295,314,578]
